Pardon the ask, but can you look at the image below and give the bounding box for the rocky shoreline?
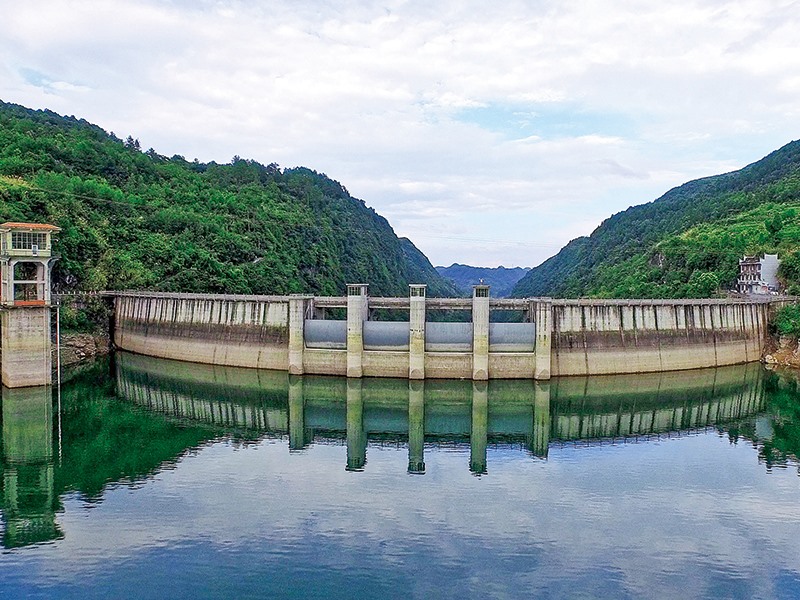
[763,335,800,369]
[57,332,111,367]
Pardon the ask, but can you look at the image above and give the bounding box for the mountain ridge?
[0,100,459,297]
[436,263,530,297]
[512,140,800,298]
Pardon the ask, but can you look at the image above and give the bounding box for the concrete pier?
[407,380,425,474]
[534,299,552,381]
[346,285,368,378]
[472,285,490,381]
[288,296,309,376]
[1,308,52,388]
[409,285,426,380]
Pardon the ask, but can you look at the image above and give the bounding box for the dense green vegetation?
[512,140,800,298]
[435,263,531,297]
[589,202,800,298]
[773,303,800,337]
[0,101,458,297]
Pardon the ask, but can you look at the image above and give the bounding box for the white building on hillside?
[737,253,781,295]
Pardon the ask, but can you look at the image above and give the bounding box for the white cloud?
[28,430,800,598]
[1,0,799,267]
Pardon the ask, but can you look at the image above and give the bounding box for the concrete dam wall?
[551,300,768,376]
[113,293,291,371]
[111,290,773,380]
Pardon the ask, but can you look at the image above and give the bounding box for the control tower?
[0,222,61,387]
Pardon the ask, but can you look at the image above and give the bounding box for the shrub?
[774,303,800,336]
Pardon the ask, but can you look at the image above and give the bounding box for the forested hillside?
[0,101,458,297]
[513,140,800,298]
[435,264,530,297]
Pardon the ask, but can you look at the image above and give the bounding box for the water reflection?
[1,352,796,555]
[4,355,800,600]
[470,382,488,475]
[1,386,61,548]
[346,380,366,471]
[0,360,215,551]
[408,381,425,474]
[114,352,769,474]
[752,368,800,471]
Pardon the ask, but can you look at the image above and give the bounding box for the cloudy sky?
[1,0,799,268]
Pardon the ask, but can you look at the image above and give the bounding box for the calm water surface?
[2,353,800,599]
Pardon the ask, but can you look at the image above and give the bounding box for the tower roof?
[0,222,61,232]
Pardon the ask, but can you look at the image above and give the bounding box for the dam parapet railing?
[105,285,786,381]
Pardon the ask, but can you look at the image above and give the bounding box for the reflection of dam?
[115,353,766,472]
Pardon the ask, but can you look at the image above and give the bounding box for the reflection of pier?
[408,381,425,474]
[1,386,62,548]
[115,353,766,474]
[346,380,366,471]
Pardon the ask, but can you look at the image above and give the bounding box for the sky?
[1,0,799,268]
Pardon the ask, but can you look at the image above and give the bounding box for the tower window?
[11,232,48,250]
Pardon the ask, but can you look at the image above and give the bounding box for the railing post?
[534,298,552,380]
[472,284,490,381]
[409,284,426,380]
[346,284,368,378]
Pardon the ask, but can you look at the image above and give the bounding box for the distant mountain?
[435,263,531,297]
[400,239,461,296]
[0,100,458,297]
[512,140,800,298]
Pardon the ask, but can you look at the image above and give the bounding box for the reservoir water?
[2,353,800,599]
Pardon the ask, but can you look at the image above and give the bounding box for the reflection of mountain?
[54,362,216,501]
[116,352,767,469]
[0,360,216,549]
[745,369,800,470]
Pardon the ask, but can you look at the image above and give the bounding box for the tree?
[686,271,720,298]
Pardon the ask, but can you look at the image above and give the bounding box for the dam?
[110,283,773,381]
[0,220,778,386]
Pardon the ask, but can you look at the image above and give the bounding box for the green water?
[2,353,800,599]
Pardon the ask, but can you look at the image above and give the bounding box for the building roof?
[0,222,61,232]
